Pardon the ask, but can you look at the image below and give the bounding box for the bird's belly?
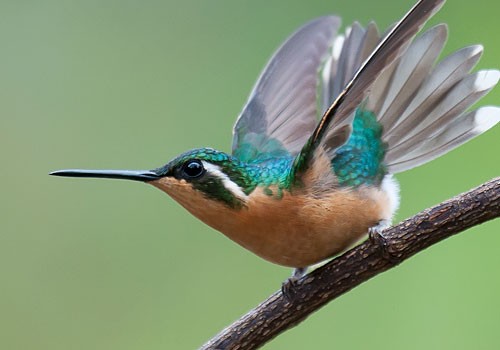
[197,186,392,268]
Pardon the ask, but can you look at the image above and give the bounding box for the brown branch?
[200,177,500,350]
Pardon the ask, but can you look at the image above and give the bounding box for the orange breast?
[151,177,392,268]
[213,187,389,267]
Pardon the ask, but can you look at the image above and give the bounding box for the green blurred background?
[2,0,499,349]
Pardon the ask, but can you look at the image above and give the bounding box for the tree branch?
[200,177,500,350]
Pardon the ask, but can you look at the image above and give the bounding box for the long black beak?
[49,169,161,182]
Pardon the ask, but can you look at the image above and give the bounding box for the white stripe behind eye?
[201,161,248,201]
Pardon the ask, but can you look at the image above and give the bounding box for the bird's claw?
[368,223,400,264]
[281,277,299,302]
[281,267,307,302]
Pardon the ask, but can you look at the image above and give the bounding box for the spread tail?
[321,21,500,174]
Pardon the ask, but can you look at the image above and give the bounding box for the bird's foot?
[281,278,299,302]
[281,267,307,302]
[368,221,400,264]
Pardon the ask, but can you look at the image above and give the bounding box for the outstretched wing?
[291,0,445,179]
[232,16,340,163]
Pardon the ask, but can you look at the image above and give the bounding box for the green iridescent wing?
[295,0,500,188]
[291,0,447,183]
[232,16,340,163]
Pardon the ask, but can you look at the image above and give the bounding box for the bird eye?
[181,160,205,179]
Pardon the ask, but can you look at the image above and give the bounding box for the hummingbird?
[51,0,499,285]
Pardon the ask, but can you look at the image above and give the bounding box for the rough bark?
[200,178,500,350]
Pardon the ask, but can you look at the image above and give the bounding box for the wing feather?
[292,0,445,176]
[232,16,340,160]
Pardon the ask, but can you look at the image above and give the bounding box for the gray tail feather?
[322,22,500,174]
[387,107,500,172]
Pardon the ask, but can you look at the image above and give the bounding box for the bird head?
[50,148,258,210]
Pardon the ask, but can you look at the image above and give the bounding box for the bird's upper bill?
[49,169,161,182]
